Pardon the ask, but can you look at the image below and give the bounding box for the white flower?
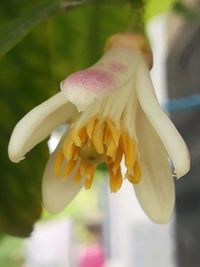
[8,33,190,224]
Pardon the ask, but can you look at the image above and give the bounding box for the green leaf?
[0,18,54,237]
[130,0,145,9]
[0,0,62,59]
[145,0,174,21]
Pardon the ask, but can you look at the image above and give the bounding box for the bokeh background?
[0,0,199,266]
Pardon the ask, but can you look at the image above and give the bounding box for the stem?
[127,0,145,34]
[0,0,87,58]
[60,0,87,11]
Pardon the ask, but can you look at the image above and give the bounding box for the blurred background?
[0,0,199,266]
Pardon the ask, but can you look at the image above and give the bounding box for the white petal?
[134,107,175,224]
[136,60,190,178]
[8,92,77,163]
[61,47,141,111]
[42,134,84,213]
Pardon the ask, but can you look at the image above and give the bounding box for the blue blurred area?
[164,94,200,112]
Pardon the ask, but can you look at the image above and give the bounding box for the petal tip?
[172,139,190,179]
[175,151,191,179]
[42,201,62,214]
[144,197,175,224]
[8,138,25,163]
[9,154,25,163]
[149,212,174,224]
[134,185,175,225]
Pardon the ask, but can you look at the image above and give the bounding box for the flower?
[8,33,190,223]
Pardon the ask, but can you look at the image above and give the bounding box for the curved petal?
[134,107,175,224]
[42,134,84,213]
[61,47,141,111]
[136,60,190,178]
[8,92,77,163]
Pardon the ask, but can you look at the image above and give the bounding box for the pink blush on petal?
[108,62,126,72]
[61,68,114,94]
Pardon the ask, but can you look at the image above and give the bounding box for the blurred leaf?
[0,0,62,59]
[0,0,134,59]
[130,0,145,9]
[0,16,54,236]
[145,0,174,21]
[0,236,23,267]
[173,1,200,22]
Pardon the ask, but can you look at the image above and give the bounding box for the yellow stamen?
[87,116,97,139]
[108,165,123,192]
[63,137,74,160]
[63,159,76,177]
[106,118,120,145]
[126,160,141,184]
[106,138,117,158]
[72,146,79,160]
[80,160,87,176]
[133,160,142,183]
[92,120,104,154]
[55,150,64,177]
[84,165,96,189]
[103,124,110,145]
[121,132,136,171]
[112,146,123,174]
[71,129,82,147]
[74,169,81,183]
[79,127,87,144]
